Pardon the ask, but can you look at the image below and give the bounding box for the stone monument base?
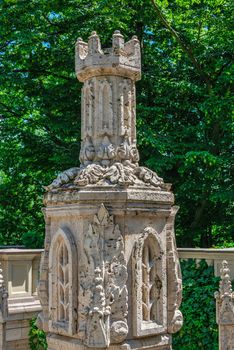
[47,333,172,350]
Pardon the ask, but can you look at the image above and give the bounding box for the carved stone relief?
[132,227,165,337]
[97,135,116,166]
[48,227,78,336]
[119,79,132,137]
[79,136,95,166]
[46,163,166,190]
[166,207,183,334]
[82,80,94,137]
[99,79,113,135]
[79,204,128,347]
[215,260,234,350]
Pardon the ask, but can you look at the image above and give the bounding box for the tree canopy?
[0,0,233,247]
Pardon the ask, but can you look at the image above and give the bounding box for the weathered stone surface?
[0,249,42,350]
[215,260,234,350]
[46,31,169,193]
[0,262,8,350]
[0,262,8,323]
[38,30,182,350]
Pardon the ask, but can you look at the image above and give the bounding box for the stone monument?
[215,260,234,350]
[37,30,183,350]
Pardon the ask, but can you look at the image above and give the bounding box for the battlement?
[75,31,141,82]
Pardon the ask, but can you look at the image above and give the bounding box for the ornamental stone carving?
[215,260,234,350]
[38,30,183,350]
[48,227,78,336]
[46,30,166,192]
[167,207,183,334]
[80,204,128,347]
[132,227,165,337]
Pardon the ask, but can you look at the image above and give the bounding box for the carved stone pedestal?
[38,31,182,350]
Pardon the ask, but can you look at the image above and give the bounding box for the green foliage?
[29,318,47,350]
[173,259,219,350]
[0,0,233,247]
[22,230,44,249]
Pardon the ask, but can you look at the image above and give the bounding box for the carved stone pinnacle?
[46,31,169,192]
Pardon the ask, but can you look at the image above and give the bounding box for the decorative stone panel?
[132,227,166,337]
[79,204,128,347]
[49,227,78,336]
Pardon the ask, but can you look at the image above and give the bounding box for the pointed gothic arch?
[82,80,93,137]
[132,227,166,337]
[49,227,78,336]
[99,79,113,134]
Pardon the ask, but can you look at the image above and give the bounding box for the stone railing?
[178,248,234,280]
[0,247,233,349]
[0,248,42,350]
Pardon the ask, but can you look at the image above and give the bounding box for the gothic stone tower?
[37,31,183,350]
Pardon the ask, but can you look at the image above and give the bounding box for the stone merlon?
[75,30,141,82]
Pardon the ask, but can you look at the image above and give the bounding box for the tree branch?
[0,102,22,117]
[213,60,232,81]
[150,0,212,86]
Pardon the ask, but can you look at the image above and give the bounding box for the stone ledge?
[178,248,234,280]
[44,187,174,207]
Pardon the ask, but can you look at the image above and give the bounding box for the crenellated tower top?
[46,31,168,191]
[75,30,141,82]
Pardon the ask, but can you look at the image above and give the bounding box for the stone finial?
[215,261,234,304]
[75,30,141,82]
[219,260,233,298]
[88,31,102,54]
[215,260,234,350]
[112,30,125,50]
[0,263,8,322]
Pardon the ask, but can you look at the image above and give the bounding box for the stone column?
[215,260,234,350]
[38,31,183,350]
[0,263,8,350]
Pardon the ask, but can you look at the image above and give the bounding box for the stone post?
[38,31,183,350]
[215,260,234,350]
[0,262,8,350]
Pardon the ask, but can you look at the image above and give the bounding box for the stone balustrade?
[0,248,42,350]
[178,248,234,280]
[0,247,233,349]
